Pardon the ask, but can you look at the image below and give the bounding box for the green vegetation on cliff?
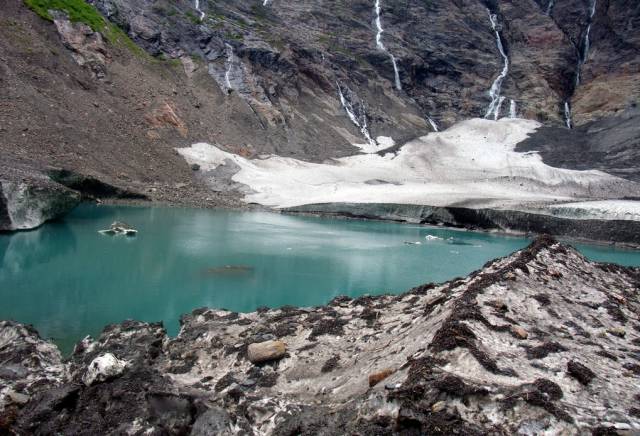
[23,0,143,56]
[24,0,106,31]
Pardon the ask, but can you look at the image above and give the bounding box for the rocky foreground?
[1,236,639,434]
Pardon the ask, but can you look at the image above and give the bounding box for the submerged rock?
[1,237,639,434]
[202,265,254,276]
[99,221,138,236]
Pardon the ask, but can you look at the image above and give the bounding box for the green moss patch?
[24,0,106,31]
[23,0,147,57]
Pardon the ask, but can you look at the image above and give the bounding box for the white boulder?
[82,353,127,386]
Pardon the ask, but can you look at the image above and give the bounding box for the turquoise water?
[1,205,638,353]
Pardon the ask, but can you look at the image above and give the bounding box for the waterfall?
[565,0,596,128]
[263,0,270,5]
[224,44,235,91]
[374,0,402,91]
[546,0,555,15]
[564,101,572,129]
[509,99,517,118]
[484,11,509,120]
[495,96,506,120]
[194,0,205,21]
[427,117,439,132]
[575,0,597,87]
[337,83,377,147]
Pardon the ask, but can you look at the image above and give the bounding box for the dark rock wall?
[516,106,640,182]
[0,183,11,231]
[90,0,640,133]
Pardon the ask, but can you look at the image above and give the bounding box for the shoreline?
[8,197,639,251]
[282,202,640,249]
[83,199,640,249]
[2,236,639,434]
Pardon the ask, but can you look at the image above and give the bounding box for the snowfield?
[178,118,640,219]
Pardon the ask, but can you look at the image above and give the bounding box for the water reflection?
[0,223,77,274]
[0,204,638,354]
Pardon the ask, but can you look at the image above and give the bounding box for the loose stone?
[368,368,394,387]
[247,340,286,363]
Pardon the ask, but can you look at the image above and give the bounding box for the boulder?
[368,368,394,387]
[191,408,234,436]
[247,340,286,364]
[511,325,528,340]
[5,390,30,406]
[0,178,80,232]
[567,360,596,385]
[51,11,109,79]
[607,327,626,338]
[82,353,127,386]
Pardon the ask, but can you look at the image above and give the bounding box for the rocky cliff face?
[0,165,80,231]
[89,0,639,133]
[1,237,639,434]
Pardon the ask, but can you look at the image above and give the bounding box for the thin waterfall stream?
[484,11,509,120]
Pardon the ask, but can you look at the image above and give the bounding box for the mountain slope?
[1,0,639,232]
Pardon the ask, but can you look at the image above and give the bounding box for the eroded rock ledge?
[1,237,639,434]
[285,203,640,246]
[0,166,80,232]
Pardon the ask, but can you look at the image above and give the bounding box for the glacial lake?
[1,204,639,354]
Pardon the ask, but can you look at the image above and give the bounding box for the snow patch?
[178,118,639,214]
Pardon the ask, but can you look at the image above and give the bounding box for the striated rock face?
[0,321,67,417]
[87,0,639,138]
[0,167,80,232]
[2,237,639,434]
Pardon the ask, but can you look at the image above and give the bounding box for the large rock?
[247,340,286,364]
[0,175,80,232]
[82,353,127,386]
[0,321,66,414]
